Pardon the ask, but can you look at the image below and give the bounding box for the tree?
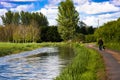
[20,11,32,25]
[0,27,5,41]
[79,21,87,28]
[1,11,48,42]
[57,0,79,40]
[94,18,120,42]
[46,26,62,42]
[1,11,13,25]
[79,26,87,35]
[31,12,49,27]
[87,26,95,34]
[12,12,20,25]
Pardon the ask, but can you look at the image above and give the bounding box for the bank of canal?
[0,46,75,80]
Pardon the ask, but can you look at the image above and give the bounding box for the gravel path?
[87,44,120,80]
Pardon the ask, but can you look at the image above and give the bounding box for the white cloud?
[34,0,59,25]
[74,0,88,5]
[74,1,120,27]
[10,4,34,12]
[37,0,120,27]
[82,11,120,27]
[0,3,35,24]
[0,9,8,25]
[10,0,39,1]
[48,0,88,5]
[78,2,120,14]
[48,0,63,5]
[0,3,34,25]
[111,0,120,6]
[0,9,7,16]
[0,0,120,27]
[0,19,2,25]
[83,16,98,27]
[37,7,58,25]
[41,0,89,26]
[1,2,14,8]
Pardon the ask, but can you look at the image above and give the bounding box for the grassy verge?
[0,42,42,56]
[0,42,106,80]
[55,43,106,80]
[105,42,120,51]
[0,42,69,57]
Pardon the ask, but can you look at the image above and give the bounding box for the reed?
[55,43,106,80]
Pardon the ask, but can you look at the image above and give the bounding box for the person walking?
[98,38,103,50]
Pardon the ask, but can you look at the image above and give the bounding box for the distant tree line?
[0,0,96,43]
[5,0,120,43]
[0,11,63,42]
[1,11,48,26]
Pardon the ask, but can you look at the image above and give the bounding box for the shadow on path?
[87,44,120,80]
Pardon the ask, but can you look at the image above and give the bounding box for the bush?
[72,33,85,42]
[85,35,96,43]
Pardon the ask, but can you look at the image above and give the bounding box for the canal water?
[0,46,74,80]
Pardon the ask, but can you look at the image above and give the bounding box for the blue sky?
[0,0,120,27]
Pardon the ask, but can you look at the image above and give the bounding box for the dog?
[103,45,105,50]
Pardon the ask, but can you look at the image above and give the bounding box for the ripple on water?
[0,47,73,80]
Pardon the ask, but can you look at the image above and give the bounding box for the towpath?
[87,44,120,80]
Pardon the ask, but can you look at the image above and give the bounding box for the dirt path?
[87,44,120,80]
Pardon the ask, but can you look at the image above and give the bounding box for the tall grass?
[105,42,120,51]
[0,42,69,57]
[0,42,106,80]
[0,42,43,56]
[55,43,106,80]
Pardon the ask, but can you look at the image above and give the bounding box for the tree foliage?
[0,11,49,42]
[1,11,48,27]
[94,18,120,42]
[77,21,95,35]
[57,0,79,40]
[12,12,20,25]
[1,11,13,25]
[41,26,62,42]
[13,25,40,43]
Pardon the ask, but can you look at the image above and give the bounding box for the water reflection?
[0,46,74,80]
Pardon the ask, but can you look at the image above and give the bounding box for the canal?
[0,46,74,80]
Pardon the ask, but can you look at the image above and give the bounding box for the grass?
[105,42,120,51]
[0,42,42,56]
[55,43,106,80]
[0,42,70,57]
[0,42,106,80]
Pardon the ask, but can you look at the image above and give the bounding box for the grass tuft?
[55,43,106,80]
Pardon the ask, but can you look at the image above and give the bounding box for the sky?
[0,0,120,27]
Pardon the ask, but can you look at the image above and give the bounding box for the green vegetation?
[0,42,70,57]
[1,11,48,26]
[55,43,106,80]
[0,0,96,43]
[105,42,120,51]
[94,18,120,51]
[56,0,95,42]
[0,0,119,79]
[41,26,62,42]
[0,11,63,43]
[0,42,106,80]
[85,34,96,43]
[0,11,48,43]
[0,42,42,56]
[95,18,120,42]
[57,0,79,40]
